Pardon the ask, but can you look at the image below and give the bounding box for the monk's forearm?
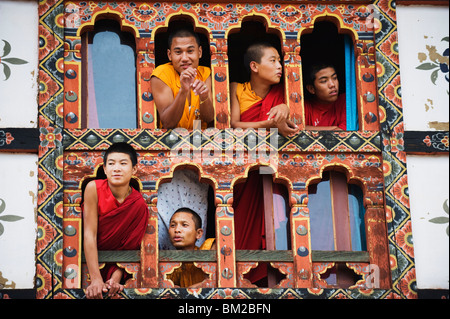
[84,238,103,283]
[199,96,214,124]
[159,89,189,129]
[231,119,275,130]
[110,268,124,284]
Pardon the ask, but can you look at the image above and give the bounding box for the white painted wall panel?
[0,0,39,128]
[397,6,449,131]
[0,153,38,288]
[407,155,449,289]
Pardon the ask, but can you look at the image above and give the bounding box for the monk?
[230,42,299,137]
[82,142,149,299]
[304,62,346,130]
[151,28,214,129]
[166,208,215,288]
[230,42,294,285]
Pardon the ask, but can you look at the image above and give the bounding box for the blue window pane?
[344,35,358,131]
[309,172,366,252]
[273,189,290,250]
[348,184,367,251]
[309,175,335,251]
[87,29,137,128]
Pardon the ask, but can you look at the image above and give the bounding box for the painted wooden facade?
[0,0,448,300]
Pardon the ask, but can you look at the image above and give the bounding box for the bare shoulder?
[84,180,98,202]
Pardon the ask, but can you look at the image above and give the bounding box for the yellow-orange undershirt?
[235,82,262,114]
[166,238,215,287]
[152,62,211,130]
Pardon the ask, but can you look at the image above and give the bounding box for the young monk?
[304,62,346,130]
[230,42,294,285]
[151,28,214,129]
[166,208,215,288]
[82,142,149,299]
[230,42,299,137]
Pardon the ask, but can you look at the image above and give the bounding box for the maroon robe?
[89,179,149,282]
[304,94,346,130]
[240,83,285,122]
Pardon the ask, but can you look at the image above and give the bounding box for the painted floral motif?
[382,122,406,163]
[380,32,399,64]
[0,39,28,80]
[38,0,53,16]
[37,169,59,206]
[429,199,449,236]
[423,132,449,151]
[38,25,53,60]
[133,3,158,21]
[211,288,247,299]
[35,263,54,299]
[0,198,24,237]
[382,152,403,187]
[376,0,397,21]
[391,175,410,209]
[397,268,417,299]
[36,215,57,254]
[384,74,402,107]
[0,130,14,147]
[417,37,449,87]
[39,116,63,155]
[396,220,414,258]
[38,70,59,105]
[277,5,302,25]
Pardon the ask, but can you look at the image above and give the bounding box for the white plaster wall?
[0,0,39,128]
[406,155,449,290]
[0,153,38,288]
[397,6,449,131]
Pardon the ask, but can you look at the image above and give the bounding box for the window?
[309,170,366,251]
[81,19,137,128]
[301,20,359,131]
[154,20,211,70]
[156,168,217,288]
[308,170,366,287]
[233,169,291,287]
[152,19,211,129]
[228,20,282,84]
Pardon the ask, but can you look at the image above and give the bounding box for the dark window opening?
[153,19,211,68]
[228,20,283,84]
[243,262,287,288]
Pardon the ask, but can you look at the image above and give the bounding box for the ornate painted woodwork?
[34,0,422,299]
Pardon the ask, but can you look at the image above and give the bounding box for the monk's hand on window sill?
[105,278,124,298]
[85,278,108,299]
[276,119,299,137]
[267,103,290,124]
